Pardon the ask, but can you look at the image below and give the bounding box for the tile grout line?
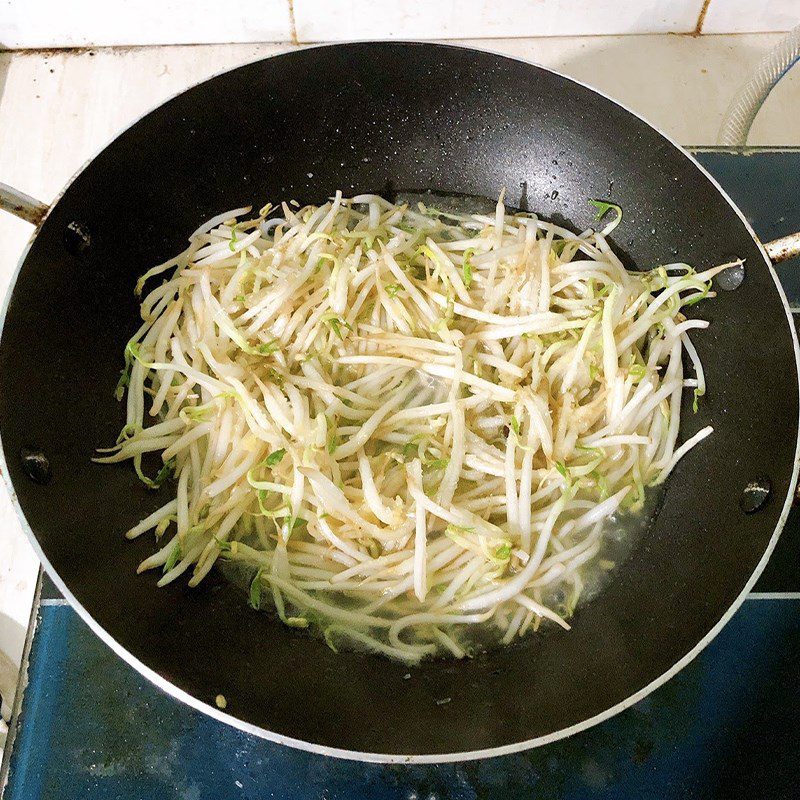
[694,0,714,36]
[2,31,796,56]
[286,0,298,45]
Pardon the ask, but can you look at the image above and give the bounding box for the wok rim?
[0,41,798,764]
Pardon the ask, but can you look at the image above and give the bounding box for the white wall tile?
[0,0,293,49]
[484,33,800,146]
[3,0,796,48]
[293,0,704,42]
[703,0,799,33]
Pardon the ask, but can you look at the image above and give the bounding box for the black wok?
[0,42,798,762]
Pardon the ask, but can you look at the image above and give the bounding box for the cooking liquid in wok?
[218,493,656,660]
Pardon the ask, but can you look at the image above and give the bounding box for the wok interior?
[0,43,796,756]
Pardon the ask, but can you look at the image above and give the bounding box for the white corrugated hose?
[718,24,800,147]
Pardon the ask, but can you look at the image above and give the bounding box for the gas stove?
[3,148,800,800]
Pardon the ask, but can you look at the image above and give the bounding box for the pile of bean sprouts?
[96,192,737,663]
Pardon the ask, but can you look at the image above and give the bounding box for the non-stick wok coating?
[0,43,797,760]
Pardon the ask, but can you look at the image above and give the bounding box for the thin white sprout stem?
[100,192,735,661]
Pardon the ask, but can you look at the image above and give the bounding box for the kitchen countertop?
[1,31,799,713]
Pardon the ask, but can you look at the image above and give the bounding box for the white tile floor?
[0,31,799,701]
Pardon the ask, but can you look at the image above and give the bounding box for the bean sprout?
[97,192,739,663]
